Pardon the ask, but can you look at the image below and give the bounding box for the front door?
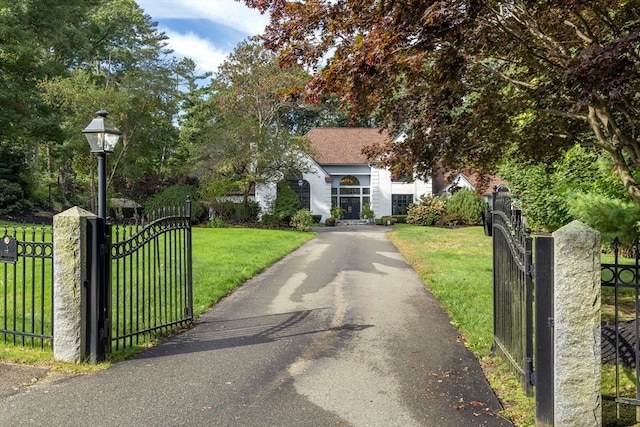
[340,197,360,220]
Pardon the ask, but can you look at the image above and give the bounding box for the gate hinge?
[527,357,535,386]
[100,243,108,256]
[548,317,555,328]
[528,264,536,277]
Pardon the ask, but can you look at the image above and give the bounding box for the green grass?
[388,224,640,427]
[190,227,315,317]
[1,226,315,364]
[388,224,535,426]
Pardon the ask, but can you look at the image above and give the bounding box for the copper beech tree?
[245,0,640,201]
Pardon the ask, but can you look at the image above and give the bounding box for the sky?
[135,0,271,74]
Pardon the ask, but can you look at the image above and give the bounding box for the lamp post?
[82,110,122,218]
[82,110,121,362]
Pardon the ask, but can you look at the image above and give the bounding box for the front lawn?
[1,227,315,364]
[191,227,315,317]
[387,224,535,426]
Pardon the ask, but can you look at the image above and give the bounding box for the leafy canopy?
[246,0,640,204]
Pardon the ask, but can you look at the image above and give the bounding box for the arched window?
[287,177,310,210]
[340,175,360,186]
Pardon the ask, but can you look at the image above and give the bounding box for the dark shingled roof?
[305,128,389,165]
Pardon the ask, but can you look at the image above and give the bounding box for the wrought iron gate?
[109,199,193,351]
[491,191,534,396]
[491,189,553,423]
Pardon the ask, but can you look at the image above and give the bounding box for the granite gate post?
[52,207,94,363]
[552,220,601,426]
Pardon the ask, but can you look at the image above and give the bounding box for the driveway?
[0,225,511,426]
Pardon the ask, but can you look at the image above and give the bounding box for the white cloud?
[163,28,228,74]
[137,0,269,36]
[136,0,270,73]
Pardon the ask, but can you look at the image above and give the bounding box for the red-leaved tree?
[245,0,640,202]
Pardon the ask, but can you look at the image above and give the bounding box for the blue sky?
[135,0,270,74]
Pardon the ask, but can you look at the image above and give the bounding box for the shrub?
[567,192,640,250]
[206,217,229,228]
[330,206,345,219]
[311,214,322,224]
[244,200,261,222]
[406,195,447,226]
[380,215,407,225]
[291,209,313,231]
[210,199,261,222]
[391,215,407,223]
[261,214,278,225]
[0,179,24,215]
[210,200,240,221]
[274,181,301,223]
[0,145,28,215]
[441,188,487,226]
[145,184,206,223]
[360,203,375,219]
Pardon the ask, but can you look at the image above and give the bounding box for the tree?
[245,1,640,204]
[38,0,198,208]
[0,0,94,209]
[500,144,629,232]
[187,41,314,217]
[0,0,205,215]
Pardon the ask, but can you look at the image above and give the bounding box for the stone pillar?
[53,207,94,363]
[553,220,601,426]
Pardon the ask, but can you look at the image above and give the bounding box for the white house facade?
[256,128,433,221]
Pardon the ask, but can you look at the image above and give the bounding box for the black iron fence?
[0,224,53,348]
[602,237,640,412]
[109,200,193,351]
[491,190,554,423]
[491,192,534,396]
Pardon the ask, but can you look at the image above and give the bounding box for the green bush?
[244,200,261,222]
[261,214,277,225]
[360,203,375,219]
[499,144,626,231]
[330,206,345,219]
[291,209,313,231]
[311,214,322,224]
[441,188,487,226]
[567,192,640,250]
[210,200,239,221]
[274,181,301,223]
[208,199,260,222]
[0,144,28,215]
[380,215,407,225]
[206,217,229,228]
[406,195,447,226]
[145,184,205,223]
[392,215,407,223]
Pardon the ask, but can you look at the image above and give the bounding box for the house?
[255,128,433,221]
[433,171,510,209]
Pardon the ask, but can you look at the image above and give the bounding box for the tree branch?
[563,19,594,45]
[542,109,589,122]
[476,61,537,90]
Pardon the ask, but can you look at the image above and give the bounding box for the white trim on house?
[255,132,434,221]
[439,172,474,196]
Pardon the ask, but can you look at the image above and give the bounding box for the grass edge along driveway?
[1,227,315,367]
[191,227,315,318]
[387,224,535,427]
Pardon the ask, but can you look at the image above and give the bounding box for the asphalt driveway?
[0,225,512,426]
